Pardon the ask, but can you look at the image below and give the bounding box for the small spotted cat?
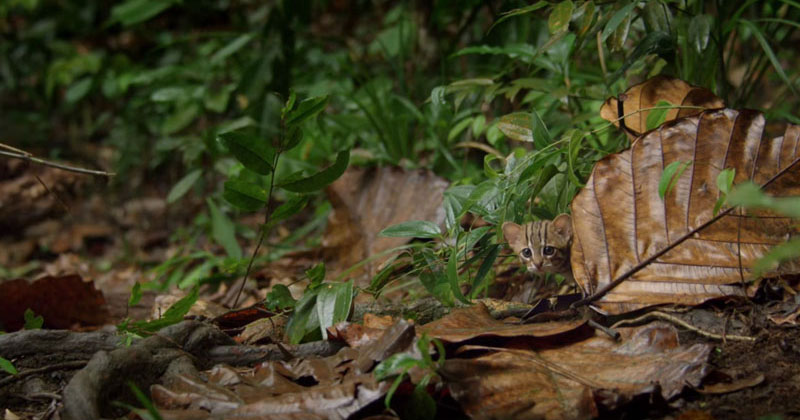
[502,214,573,281]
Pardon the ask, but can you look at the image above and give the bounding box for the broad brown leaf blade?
[442,323,710,419]
[599,76,725,139]
[572,109,800,314]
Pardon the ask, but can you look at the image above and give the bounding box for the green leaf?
[713,168,736,216]
[739,20,800,99]
[409,383,437,420]
[727,182,800,218]
[128,282,142,307]
[548,1,574,34]
[286,95,329,127]
[162,102,199,134]
[642,0,671,32]
[469,244,500,299]
[0,357,17,375]
[448,117,474,141]
[65,77,92,104]
[23,308,43,330]
[645,100,673,131]
[210,34,255,65]
[602,2,636,42]
[497,112,534,143]
[752,237,800,279]
[306,263,326,285]
[269,195,309,226]
[374,353,422,381]
[207,198,242,259]
[286,289,320,344]
[280,150,349,193]
[379,221,441,239]
[447,246,470,304]
[281,125,304,151]
[315,280,353,339]
[110,0,175,26]
[658,160,692,200]
[489,1,548,33]
[530,109,552,149]
[689,14,713,53]
[166,169,202,204]
[223,180,268,212]
[609,31,673,82]
[120,287,199,334]
[219,131,275,175]
[265,284,296,311]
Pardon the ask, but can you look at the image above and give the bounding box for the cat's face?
[502,214,572,276]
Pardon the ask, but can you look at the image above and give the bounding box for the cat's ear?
[502,222,523,248]
[552,214,572,237]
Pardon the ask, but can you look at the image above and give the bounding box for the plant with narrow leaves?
[217,92,350,307]
[374,334,445,419]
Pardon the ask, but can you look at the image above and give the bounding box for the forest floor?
[1,161,800,420]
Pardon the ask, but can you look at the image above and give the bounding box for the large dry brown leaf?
[442,323,710,420]
[599,75,725,139]
[572,107,800,314]
[419,303,586,344]
[324,166,449,281]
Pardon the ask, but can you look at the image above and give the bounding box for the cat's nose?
[528,263,541,272]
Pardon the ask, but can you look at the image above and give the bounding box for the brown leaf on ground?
[149,322,412,419]
[328,314,396,347]
[572,107,800,314]
[419,302,587,344]
[323,166,449,282]
[442,322,710,420]
[0,274,109,331]
[599,76,725,139]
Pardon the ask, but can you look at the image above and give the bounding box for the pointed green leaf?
[315,280,353,339]
[601,2,636,42]
[219,131,275,175]
[689,14,713,53]
[265,284,296,311]
[280,150,349,193]
[286,289,320,344]
[223,180,268,211]
[447,246,470,304]
[489,1,547,33]
[658,160,693,200]
[497,112,534,142]
[0,357,17,375]
[167,169,202,204]
[548,1,574,34]
[24,309,43,330]
[379,221,441,239]
[207,198,242,259]
[286,95,329,127]
[128,282,142,307]
[645,100,673,131]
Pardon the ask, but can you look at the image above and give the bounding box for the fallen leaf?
[0,274,109,331]
[572,106,800,314]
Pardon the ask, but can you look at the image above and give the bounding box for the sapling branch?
[232,147,282,308]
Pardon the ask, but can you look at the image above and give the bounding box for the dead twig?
[0,146,114,177]
[610,311,756,342]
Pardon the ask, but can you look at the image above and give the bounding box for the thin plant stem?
[0,148,114,177]
[232,148,282,308]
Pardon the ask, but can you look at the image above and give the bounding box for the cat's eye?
[542,246,555,256]
[521,248,532,258]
